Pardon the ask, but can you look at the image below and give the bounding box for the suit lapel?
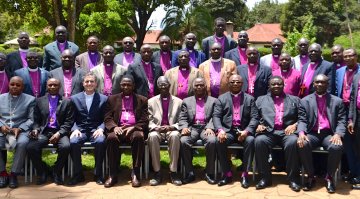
[15,51,23,67]
[52,42,61,56]
[42,94,50,118]
[309,94,318,123]
[56,95,63,117]
[79,92,88,114]
[224,37,229,53]
[156,96,163,120]
[255,65,263,81]
[187,68,196,94]
[338,68,345,96]
[111,64,117,81]
[326,94,332,130]
[24,69,33,92]
[190,97,196,121]
[283,95,289,121]
[71,68,76,91]
[168,96,174,123]
[239,92,244,120]
[204,61,211,90]
[89,93,100,114]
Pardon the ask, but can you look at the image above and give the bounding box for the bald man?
[152,35,173,73]
[114,37,141,67]
[331,45,346,70]
[75,36,104,71]
[260,38,285,72]
[127,44,163,98]
[172,33,206,68]
[294,38,310,71]
[224,31,249,66]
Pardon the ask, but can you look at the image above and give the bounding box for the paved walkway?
[0,171,359,199]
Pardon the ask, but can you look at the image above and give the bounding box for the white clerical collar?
[215,35,224,39]
[11,95,18,98]
[162,51,168,54]
[337,63,341,67]
[349,68,353,72]
[58,41,66,45]
[275,95,280,98]
[188,50,193,53]
[231,91,241,97]
[180,67,188,71]
[301,55,307,58]
[197,97,202,100]
[28,67,38,72]
[211,57,222,62]
[64,69,71,73]
[241,48,246,51]
[85,92,95,97]
[281,69,288,72]
[124,95,130,98]
[0,70,5,73]
[143,61,150,65]
[273,54,279,58]
[18,48,29,52]
[316,94,325,98]
[162,97,168,100]
[50,95,57,98]
[105,63,111,67]
[90,52,96,55]
[125,52,132,55]
[310,62,316,65]
[249,63,255,66]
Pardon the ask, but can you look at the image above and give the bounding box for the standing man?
[152,35,173,73]
[75,36,103,72]
[165,51,203,99]
[299,43,333,98]
[49,49,85,98]
[260,38,284,72]
[0,53,10,94]
[6,32,43,77]
[172,33,206,68]
[293,38,310,71]
[331,45,346,70]
[114,37,141,67]
[237,47,272,99]
[272,52,301,96]
[14,51,49,98]
[199,42,237,98]
[224,31,249,66]
[0,76,35,188]
[104,75,148,188]
[27,78,73,185]
[254,76,301,191]
[43,25,79,71]
[297,74,346,193]
[91,45,127,96]
[127,44,163,98]
[202,17,237,60]
[179,78,217,185]
[69,72,107,185]
[147,76,183,186]
[214,74,258,187]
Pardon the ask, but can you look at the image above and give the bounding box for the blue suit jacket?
[14,68,49,97]
[335,64,360,98]
[171,49,206,68]
[43,41,79,71]
[71,92,108,133]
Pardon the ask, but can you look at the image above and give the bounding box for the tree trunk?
[67,0,77,41]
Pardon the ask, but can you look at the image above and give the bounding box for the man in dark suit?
[213,74,258,187]
[113,37,141,67]
[0,53,10,94]
[151,35,173,74]
[297,74,346,193]
[104,75,148,188]
[75,36,103,72]
[299,43,333,98]
[43,25,79,71]
[172,33,206,68]
[26,78,74,185]
[201,17,237,60]
[254,76,301,191]
[127,44,163,98]
[6,32,43,77]
[49,49,85,98]
[68,72,107,185]
[224,31,249,66]
[179,77,217,185]
[237,47,272,99]
[14,51,49,98]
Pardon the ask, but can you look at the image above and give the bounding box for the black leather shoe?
[255,179,272,190]
[36,171,48,185]
[218,176,232,186]
[170,172,182,186]
[204,173,216,185]
[67,173,85,186]
[182,173,195,184]
[104,176,118,188]
[326,179,335,193]
[289,181,301,192]
[0,176,9,188]
[352,184,360,190]
[350,176,360,185]
[53,172,64,185]
[8,175,18,189]
[302,177,315,191]
[343,173,356,182]
[149,172,162,186]
[240,176,249,188]
[94,175,105,185]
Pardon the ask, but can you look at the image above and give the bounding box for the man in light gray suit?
[75,36,104,72]
[49,49,85,98]
[113,37,141,67]
[0,76,35,188]
[147,76,183,186]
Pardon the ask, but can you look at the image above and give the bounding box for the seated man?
[69,72,107,185]
[179,78,217,185]
[104,75,148,188]
[0,76,35,188]
[255,76,301,191]
[213,74,258,187]
[297,74,346,193]
[147,76,183,186]
[27,78,74,185]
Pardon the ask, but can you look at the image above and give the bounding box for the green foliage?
[333,31,360,50]
[322,48,332,61]
[245,0,284,30]
[258,47,272,57]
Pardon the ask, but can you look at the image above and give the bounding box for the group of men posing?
[0,17,359,194]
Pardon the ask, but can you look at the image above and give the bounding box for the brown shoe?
[131,174,141,187]
[104,177,118,188]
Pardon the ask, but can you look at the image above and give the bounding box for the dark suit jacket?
[43,41,80,71]
[224,47,244,66]
[71,92,108,133]
[213,92,259,135]
[6,50,43,77]
[33,94,74,136]
[237,63,272,99]
[349,73,360,126]
[178,96,216,130]
[151,50,174,66]
[127,62,163,98]
[202,35,237,60]
[171,49,206,68]
[104,93,149,135]
[14,68,49,97]
[113,52,141,66]
[49,67,85,97]
[301,59,333,95]
[256,93,300,133]
[298,93,346,137]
